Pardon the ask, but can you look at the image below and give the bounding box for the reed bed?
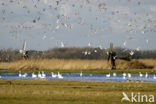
[0,59,155,71]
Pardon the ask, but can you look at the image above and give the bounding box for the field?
[0,80,156,104]
[0,59,156,104]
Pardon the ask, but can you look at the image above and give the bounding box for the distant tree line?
[0,47,156,62]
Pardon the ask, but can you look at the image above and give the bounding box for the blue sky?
[0,0,156,50]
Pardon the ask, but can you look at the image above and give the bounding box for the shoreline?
[0,68,156,74]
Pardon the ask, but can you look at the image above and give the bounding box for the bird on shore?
[153,75,156,80]
[128,73,131,78]
[19,71,22,77]
[41,71,46,77]
[32,72,37,78]
[106,73,110,78]
[19,71,27,77]
[113,73,117,77]
[40,75,46,79]
[139,72,143,78]
[37,71,46,79]
[51,72,57,78]
[145,72,148,78]
[123,73,126,77]
[38,71,42,78]
[80,71,83,77]
[58,72,63,79]
[123,73,126,79]
[22,73,27,77]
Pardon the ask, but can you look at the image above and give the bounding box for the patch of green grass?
[0,68,156,74]
[0,80,156,104]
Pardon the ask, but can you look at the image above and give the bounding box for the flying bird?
[60,41,65,47]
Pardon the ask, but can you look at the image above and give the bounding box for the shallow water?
[0,73,156,82]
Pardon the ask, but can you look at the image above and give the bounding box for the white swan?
[123,73,126,79]
[128,73,131,78]
[37,71,46,79]
[58,72,63,79]
[139,72,143,77]
[153,75,156,80]
[123,73,126,77]
[19,71,27,77]
[80,71,83,77]
[145,72,148,78]
[38,71,42,78]
[51,72,57,78]
[22,73,27,77]
[19,71,22,77]
[32,72,37,78]
[106,73,110,78]
[113,73,117,77]
[40,75,46,79]
[41,71,46,77]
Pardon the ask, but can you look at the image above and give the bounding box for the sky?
[0,0,156,51]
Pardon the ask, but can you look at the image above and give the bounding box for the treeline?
[0,47,156,62]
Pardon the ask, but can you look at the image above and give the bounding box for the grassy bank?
[0,80,156,104]
[0,68,156,74]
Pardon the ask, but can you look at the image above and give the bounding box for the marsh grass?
[0,59,155,74]
[0,59,109,70]
[0,80,156,104]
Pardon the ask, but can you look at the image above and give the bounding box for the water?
[0,73,156,82]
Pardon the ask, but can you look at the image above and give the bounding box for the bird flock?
[17,71,156,80]
[18,71,84,79]
[18,71,64,79]
[0,0,156,52]
[106,72,156,80]
[0,71,156,81]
